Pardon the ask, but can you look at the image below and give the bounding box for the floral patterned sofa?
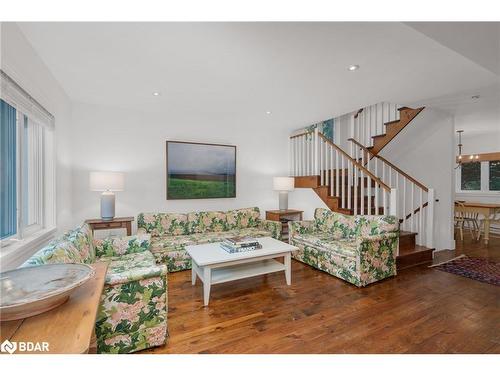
[21,223,168,354]
[137,207,282,272]
[289,208,399,287]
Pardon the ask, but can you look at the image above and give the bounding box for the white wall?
[70,102,291,231]
[379,108,456,251]
[455,102,500,155]
[1,23,73,269]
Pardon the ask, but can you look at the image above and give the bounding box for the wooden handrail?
[399,202,429,223]
[348,138,429,192]
[289,130,314,139]
[318,133,391,192]
[353,108,363,119]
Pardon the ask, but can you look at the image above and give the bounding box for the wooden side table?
[265,209,303,242]
[85,216,134,236]
[0,262,108,354]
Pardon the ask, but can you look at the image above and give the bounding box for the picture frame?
[165,141,237,200]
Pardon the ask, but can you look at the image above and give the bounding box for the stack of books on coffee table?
[220,236,262,254]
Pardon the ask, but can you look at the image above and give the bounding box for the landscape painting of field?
[166,141,236,199]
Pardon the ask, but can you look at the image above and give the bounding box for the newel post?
[426,188,435,249]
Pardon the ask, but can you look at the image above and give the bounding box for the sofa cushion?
[188,211,228,233]
[21,240,83,267]
[94,234,150,258]
[314,208,357,239]
[293,233,357,258]
[150,228,273,255]
[103,250,168,285]
[355,215,399,237]
[226,207,261,229]
[150,227,275,272]
[64,223,95,264]
[137,212,190,236]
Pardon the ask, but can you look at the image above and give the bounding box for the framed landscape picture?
[166,141,236,199]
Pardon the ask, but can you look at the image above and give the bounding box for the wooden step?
[396,245,434,270]
[370,106,424,155]
[294,175,320,188]
[399,231,417,254]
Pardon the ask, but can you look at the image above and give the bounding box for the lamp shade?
[273,176,294,191]
[89,171,125,192]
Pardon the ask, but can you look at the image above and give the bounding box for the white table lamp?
[89,171,125,220]
[273,177,295,210]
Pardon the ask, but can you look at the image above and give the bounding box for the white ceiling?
[405,22,500,75]
[15,22,500,129]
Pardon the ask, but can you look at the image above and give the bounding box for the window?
[1,71,55,245]
[490,161,500,191]
[461,162,481,190]
[457,160,500,193]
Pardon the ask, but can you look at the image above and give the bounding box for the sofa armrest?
[288,220,315,238]
[259,219,282,240]
[355,231,399,285]
[94,234,151,258]
[357,231,399,244]
[104,263,168,286]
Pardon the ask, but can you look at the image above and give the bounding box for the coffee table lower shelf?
[192,254,291,306]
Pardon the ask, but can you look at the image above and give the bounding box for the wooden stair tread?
[397,245,434,270]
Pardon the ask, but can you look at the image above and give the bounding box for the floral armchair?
[21,223,168,354]
[289,208,399,287]
[137,207,282,272]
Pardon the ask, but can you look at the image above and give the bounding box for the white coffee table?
[186,237,298,306]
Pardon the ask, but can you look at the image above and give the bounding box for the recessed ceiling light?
[266,111,272,115]
[348,65,360,71]
[152,92,161,96]
[471,95,480,100]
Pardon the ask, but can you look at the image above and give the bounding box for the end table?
[265,209,303,242]
[85,216,134,236]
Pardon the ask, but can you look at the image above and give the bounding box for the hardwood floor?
[145,235,500,354]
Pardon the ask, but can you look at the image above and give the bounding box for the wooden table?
[85,216,134,236]
[266,209,303,242]
[456,202,500,245]
[0,262,108,354]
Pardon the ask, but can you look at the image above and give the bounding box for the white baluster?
[335,149,339,197]
[419,189,423,245]
[330,146,334,196]
[354,164,358,214]
[360,170,365,215]
[341,154,345,209]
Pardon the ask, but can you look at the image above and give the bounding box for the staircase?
[289,102,435,269]
[354,105,425,155]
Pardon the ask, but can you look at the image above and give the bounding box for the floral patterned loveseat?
[289,208,399,287]
[21,223,168,354]
[137,207,282,272]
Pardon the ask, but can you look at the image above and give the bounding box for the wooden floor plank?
[142,234,500,354]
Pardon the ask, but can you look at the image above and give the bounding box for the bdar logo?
[1,340,17,354]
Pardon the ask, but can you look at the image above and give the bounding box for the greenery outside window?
[490,161,500,191]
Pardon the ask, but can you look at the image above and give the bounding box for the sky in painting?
[168,142,236,175]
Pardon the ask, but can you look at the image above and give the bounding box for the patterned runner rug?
[430,255,500,286]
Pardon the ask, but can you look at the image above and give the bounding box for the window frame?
[0,72,56,250]
[456,160,500,195]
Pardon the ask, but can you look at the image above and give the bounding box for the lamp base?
[278,191,289,211]
[100,192,115,220]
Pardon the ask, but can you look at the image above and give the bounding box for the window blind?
[0,99,17,239]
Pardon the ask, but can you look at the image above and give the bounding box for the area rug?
[430,255,500,286]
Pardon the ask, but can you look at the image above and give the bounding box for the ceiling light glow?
[348,65,360,71]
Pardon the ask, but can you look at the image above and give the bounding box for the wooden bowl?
[0,263,95,321]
